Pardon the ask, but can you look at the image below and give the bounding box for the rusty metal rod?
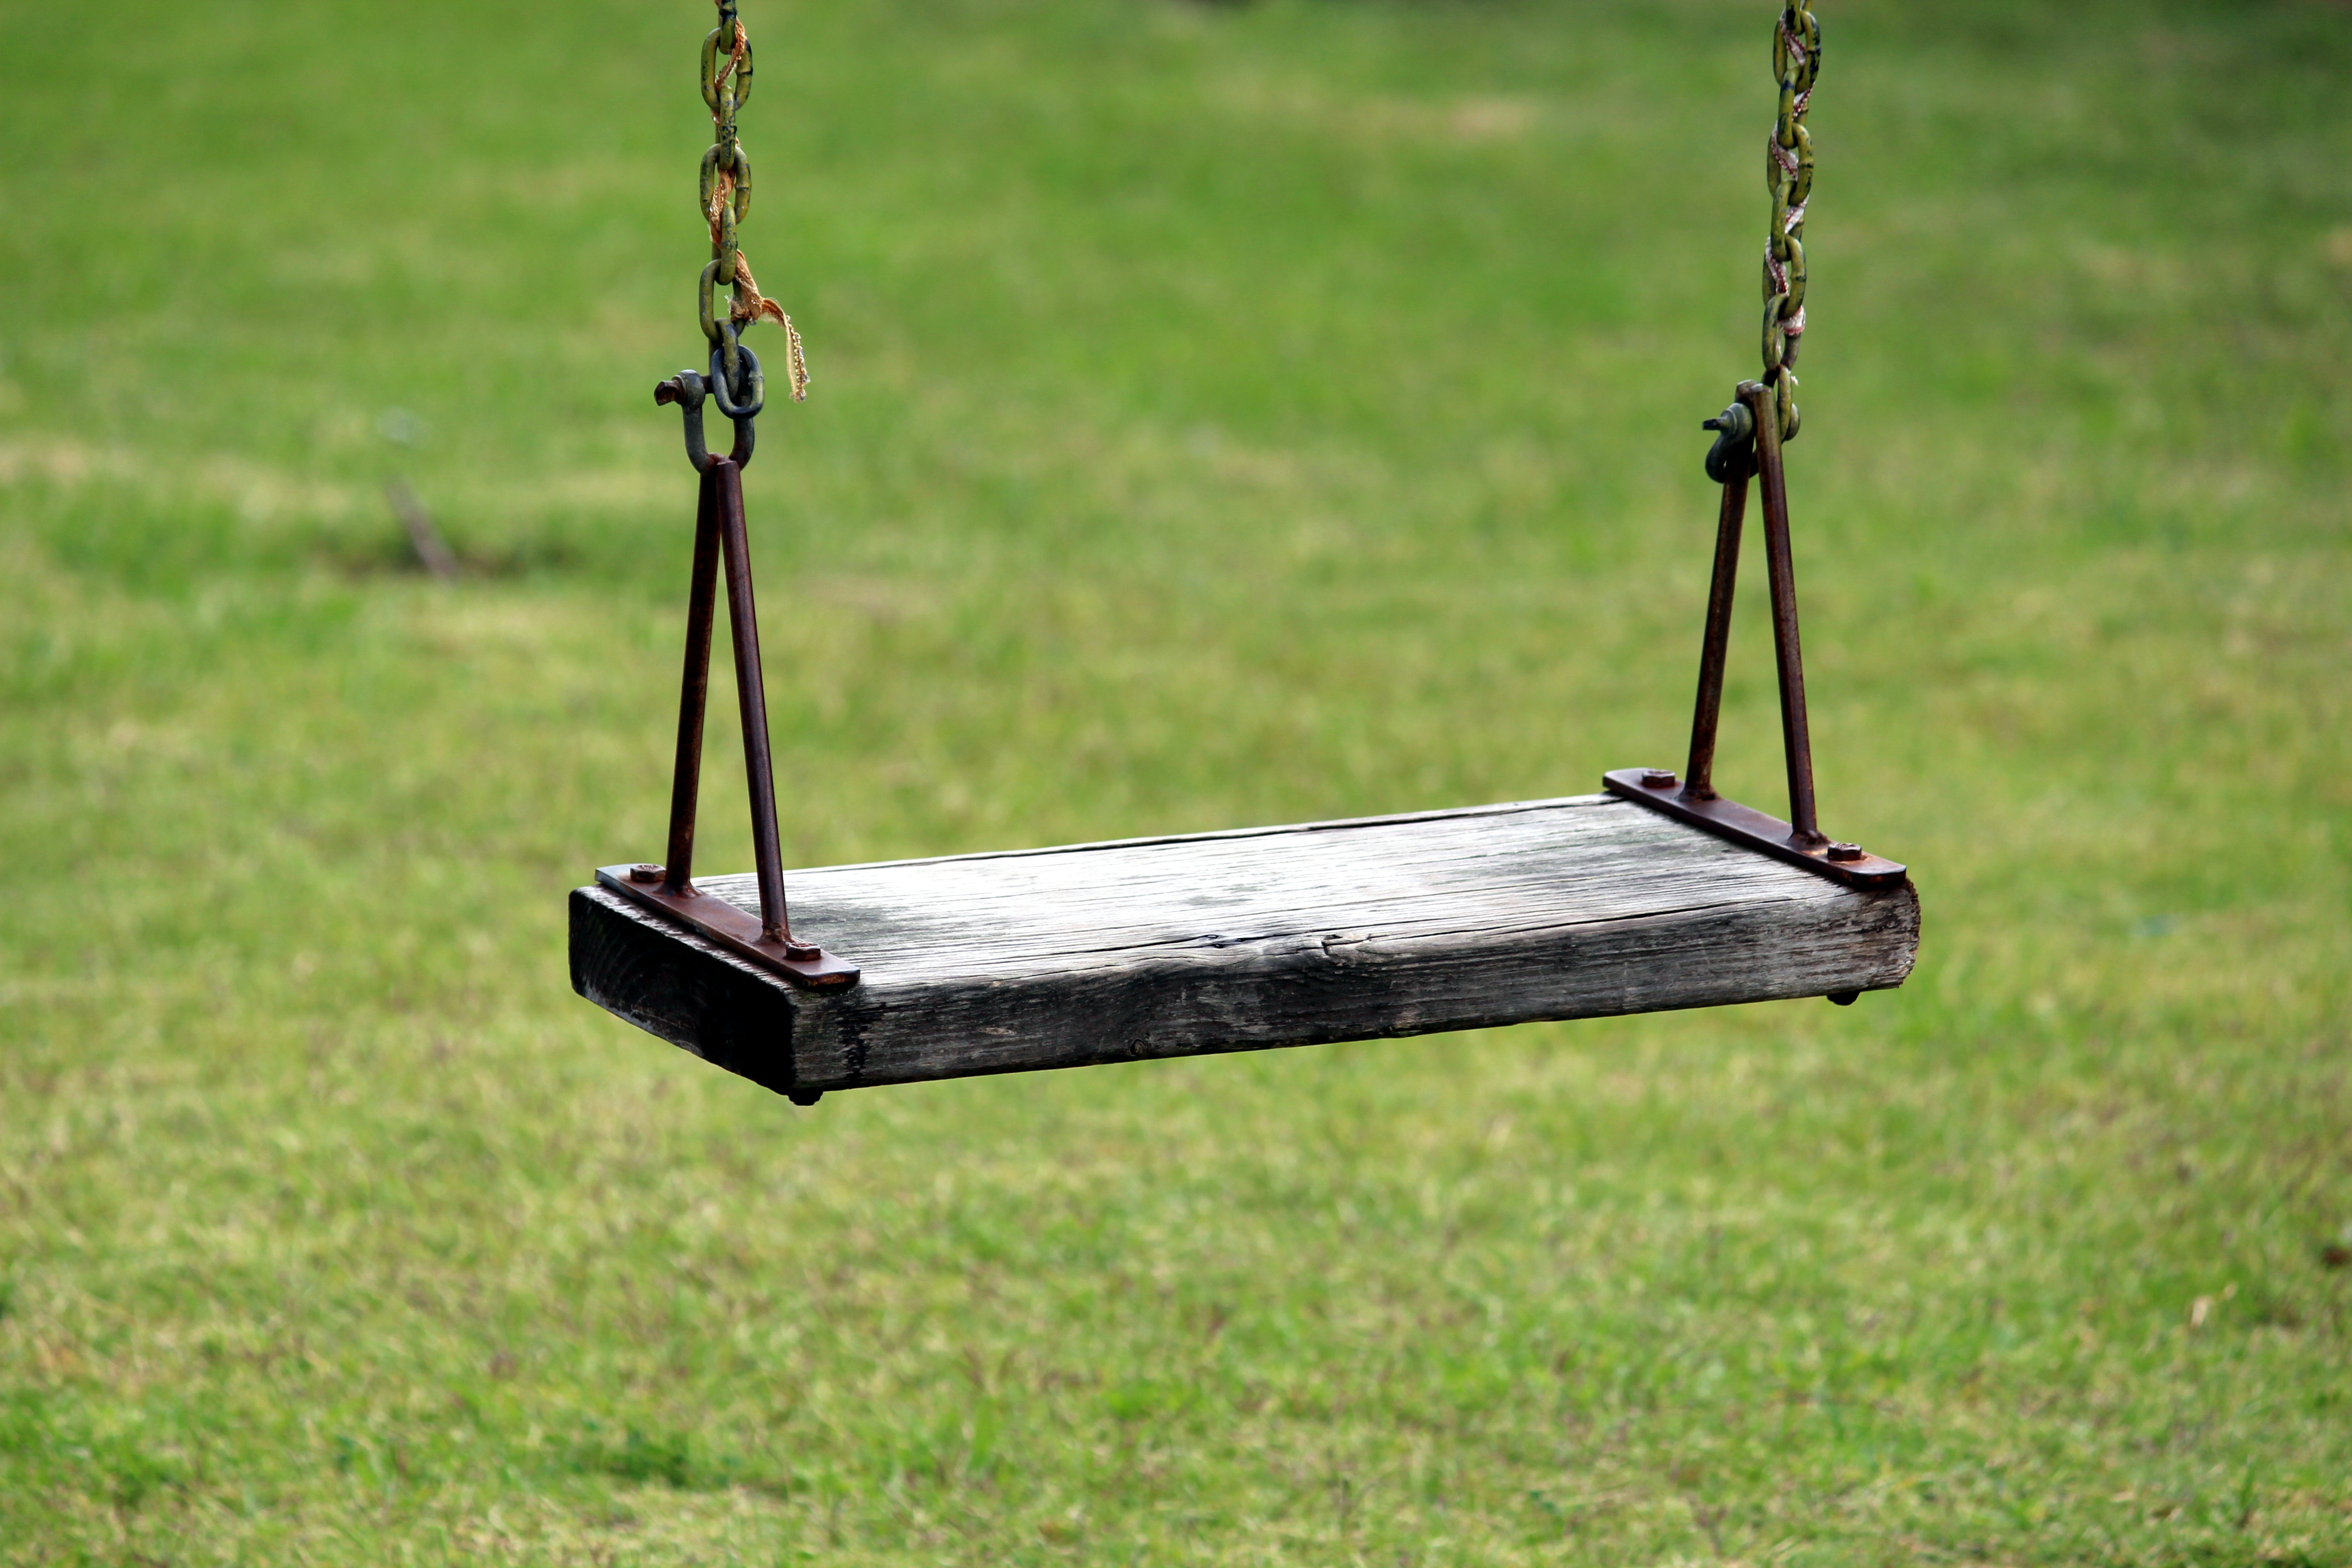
[1681,429,1753,803]
[1742,381,1824,848]
[711,457,811,953]
[661,467,723,895]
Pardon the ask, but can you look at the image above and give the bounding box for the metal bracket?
[600,381,860,992]
[1601,770,1904,888]
[1612,379,1905,892]
[596,864,859,988]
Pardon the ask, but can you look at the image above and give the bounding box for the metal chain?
[1760,0,1819,444]
[698,0,807,405]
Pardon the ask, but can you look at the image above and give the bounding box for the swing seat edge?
[569,791,1919,1100]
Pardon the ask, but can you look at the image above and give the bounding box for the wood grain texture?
[570,793,1921,1098]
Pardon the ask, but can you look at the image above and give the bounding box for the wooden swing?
[570,0,1917,1104]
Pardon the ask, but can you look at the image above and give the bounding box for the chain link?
[1760,0,1819,444]
[698,0,807,404]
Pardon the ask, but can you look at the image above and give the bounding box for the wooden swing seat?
[570,789,1919,1102]
[571,0,1907,1104]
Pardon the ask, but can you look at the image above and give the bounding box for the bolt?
[1827,990,1859,1006]
[787,1088,823,1107]
[629,863,664,882]
[1826,842,1863,862]
[783,940,821,961]
[1642,769,1678,789]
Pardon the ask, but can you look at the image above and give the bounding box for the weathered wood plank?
[570,794,1920,1098]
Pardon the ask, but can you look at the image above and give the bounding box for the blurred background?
[2,0,2347,1562]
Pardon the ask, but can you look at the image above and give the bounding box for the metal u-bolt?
[1740,379,1824,848]
[709,457,816,958]
[1682,391,1757,802]
[661,468,722,894]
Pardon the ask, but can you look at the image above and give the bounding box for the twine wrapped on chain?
[1760,1,1819,444]
[698,0,808,402]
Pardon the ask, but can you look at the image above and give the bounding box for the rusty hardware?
[1604,386,1903,892]
[598,865,858,990]
[1701,397,1754,487]
[1604,771,1904,889]
[698,0,808,404]
[1749,377,1822,848]
[1607,381,1902,890]
[608,440,859,990]
[598,0,856,992]
[657,354,757,474]
[1761,0,1819,446]
[1611,10,1904,915]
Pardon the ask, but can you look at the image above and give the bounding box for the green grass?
[3,0,2349,1561]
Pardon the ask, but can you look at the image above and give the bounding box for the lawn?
[2,0,2349,1562]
